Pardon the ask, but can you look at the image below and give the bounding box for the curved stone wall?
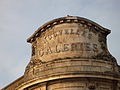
[29,17,115,63]
[24,78,116,90]
[3,16,120,90]
[24,59,118,82]
[21,16,120,90]
[47,78,115,90]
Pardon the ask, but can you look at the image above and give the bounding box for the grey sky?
[0,0,120,88]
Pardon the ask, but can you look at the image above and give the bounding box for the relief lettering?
[76,29,81,35]
[36,27,99,57]
[71,43,77,51]
[58,30,63,35]
[71,42,83,51]
[93,44,98,52]
[55,45,61,53]
[88,33,92,39]
[64,29,69,34]
[45,47,52,55]
[82,31,87,37]
[85,43,91,51]
[63,44,69,52]
[53,32,58,37]
[47,35,52,40]
[38,43,98,57]
[38,49,44,57]
[77,43,84,51]
[43,37,48,44]
[42,28,95,43]
[70,29,75,34]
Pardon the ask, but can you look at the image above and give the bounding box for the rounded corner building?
[2,16,120,90]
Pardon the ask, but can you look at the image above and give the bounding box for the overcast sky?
[0,0,120,88]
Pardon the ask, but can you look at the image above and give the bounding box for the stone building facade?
[2,16,120,90]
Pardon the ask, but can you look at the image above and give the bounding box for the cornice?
[16,71,120,89]
[27,16,111,43]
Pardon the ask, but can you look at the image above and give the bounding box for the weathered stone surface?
[29,17,114,62]
[2,16,120,90]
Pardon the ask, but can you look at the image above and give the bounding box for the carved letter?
[64,29,69,34]
[63,44,69,52]
[70,29,74,34]
[45,47,52,55]
[55,45,61,53]
[76,29,81,35]
[93,44,98,52]
[38,49,44,57]
[88,33,92,39]
[85,43,91,51]
[71,43,77,51]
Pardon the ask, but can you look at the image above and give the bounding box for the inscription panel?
[34,23,106,62]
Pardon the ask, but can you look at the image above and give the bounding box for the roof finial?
[67,15,71,17]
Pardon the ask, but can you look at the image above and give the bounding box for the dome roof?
[27,16,111,43]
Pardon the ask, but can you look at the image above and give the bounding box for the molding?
[27,16,111,43]
[17,71,120,90]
